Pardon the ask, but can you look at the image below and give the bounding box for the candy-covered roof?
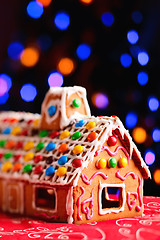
[0,112,150,186]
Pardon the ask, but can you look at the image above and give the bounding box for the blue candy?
[48,105,56,116]
[75,120,85,127]
[46,142,55,151]
[46,166,55,176]
[58,156,68,165]
[2,127,12,135]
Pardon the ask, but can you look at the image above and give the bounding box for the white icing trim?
[98,183,126,215]
[66,186,74,224]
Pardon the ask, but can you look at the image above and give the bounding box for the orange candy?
[87,132,97,142]
[13,163,22,172]
[5,140,16,149]
[58,143,68,153]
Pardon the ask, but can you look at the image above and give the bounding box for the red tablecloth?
[0,196,160,239]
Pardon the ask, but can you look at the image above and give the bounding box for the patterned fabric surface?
[0,196,159,239]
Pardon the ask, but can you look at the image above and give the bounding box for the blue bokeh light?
[20,84,37,102]
[120,53,132,68]
[137,72,148,85]
[145,149,155,165]
[127,30,139,44]
[48,71,64,87]
[137,51,149,66]
[0,93,9,105]
[125,112,138,129]
[27,1,43,19]
[0,74,12,94]
[148,97,159,111]
[7,42,24,60]
[54,12,70,30]
[152,128,160,142]
[76,44,91,60]
[101,12,114,27]
[131,11,143,24]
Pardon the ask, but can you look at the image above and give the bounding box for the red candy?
[0,153,3,159]
[49,131,60,138]
[14,154,22,162]
[34,155,43,163]
[15,141,23,149]
[87,132,97,142]
[21,129,28,136]
[34,165,43,174]
[27,119,33,125]
[72,158,82,168]
[107,136,117,146]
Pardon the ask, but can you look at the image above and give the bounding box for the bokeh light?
[127,30,139,44]
[0,74,12,96]
[125,112,138,129]
[132,127,147,144]
[137,72,148,85]
[48,71,64,87]
[101,12,114,27]
[27,1,44,19]
[36,0,52,7]
[54,12,70,30]
[0,93,9,105]
[120,53,132,68]
[76,44,91,60]
[80,0,93,4]
[20,47,40,67]
[152,128,160,142]
[148,97,159,112]
[153,169,160,185]
[7,42,24,60]
[137,51,149,66]
[20,84,37,102]
[91,93,109,109]
[131,11,143,24]
[57,58,75,75]
[145,150,155,165]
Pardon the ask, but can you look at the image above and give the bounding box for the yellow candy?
[60,130,70,139]
[24,152,34,161]
[86,121,96,130]
[2,162,12,172]
[96,158,107,169]
[119,157,128,168]
[24,141,34,151]
[73,145,83,154]
[56,167,67,177]
[11,126,21,136]
[33,119,40,127]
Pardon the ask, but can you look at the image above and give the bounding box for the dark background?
[0,0,160,196]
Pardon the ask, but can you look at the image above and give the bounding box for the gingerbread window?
[98,183,126,215]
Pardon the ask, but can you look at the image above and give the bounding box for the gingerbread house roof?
[0,112,150,186]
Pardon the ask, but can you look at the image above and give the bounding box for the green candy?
[4,152,13,160]
[23,164,32,173]
[72,131,82,140]
[72,98,81,108]
[0,140,6,148]
[39,130,48,138]
[36,142,45,150]
[109,158,117,168]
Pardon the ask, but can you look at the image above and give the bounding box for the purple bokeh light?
[48,71,64,87]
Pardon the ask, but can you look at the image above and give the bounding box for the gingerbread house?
[0,86,150,224]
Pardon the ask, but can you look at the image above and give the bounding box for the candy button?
[0,153,3,159]
[96,158,107,169]
[27,119,33,125]
[33,119,40,127]
[46,156,53,164]
[72,98,81,108]
[87,132,97,142]
[2,162,12,172]
[58,156,68,165]
[119,157,128,168]
[86,121,96,130]
[36,142,45,151]
[34,165,43,174]
[24,152,34,161]
[48,105,56,116]
[15,141,23,149]
[21,129,28,136]
[10,118,18,123]
[72,132,82,140]
[14,154,22,162]
[58,143,68,153]
[39,130,48,138]
[60,130,70,139]
[23,164,32,173]
[75,120,85,127]
[107,136,117,146]
[34,155,43,163]
[46,166,55,176]
[11,126,21,136]
[4,152,13,160]
[72,158,82,168]
[56,167,67,177]
[0,140,6,147]
[46,142,55,151]
[2,127,11,135]
[5,140,16,149]
[73,145,83,155]
[50,131,59,138]
[109,158,117,168]
[24,141,34,151]
[13,163,22,172]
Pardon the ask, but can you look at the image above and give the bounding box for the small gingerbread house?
[0,86,150,224]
